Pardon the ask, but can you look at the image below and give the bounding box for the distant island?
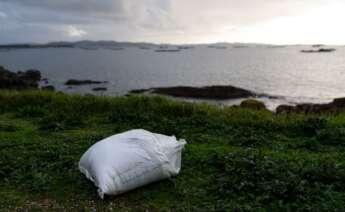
[0,41,340,54]
[0,43,74,49]
[0,41,154,50]
[301,48,336,53]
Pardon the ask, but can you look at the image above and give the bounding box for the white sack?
[79,129,187,198]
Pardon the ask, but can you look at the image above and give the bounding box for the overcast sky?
[1,0,345,44]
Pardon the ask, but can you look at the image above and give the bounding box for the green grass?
[1,90,345,211]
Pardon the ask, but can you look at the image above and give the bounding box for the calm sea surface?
[1,45,344,110]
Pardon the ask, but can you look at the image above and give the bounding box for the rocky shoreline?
[276,98,345,114]
[0,66,42,90]
[0,65,112,92]
[2,65,345,114]
[131,86,345,113]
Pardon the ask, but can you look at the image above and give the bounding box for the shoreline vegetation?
[1,91,345,210]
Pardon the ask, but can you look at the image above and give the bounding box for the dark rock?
[130,89,150,94]
[18,69,41,82]
[65,79,108,86]
[149,85,254,100]
[129,85,279,100]
[0,65,41,90]
[294,103,335,113]
[41,85,55,91]
[319,48,336,52]
[240,99,266,110]
[276,97,345,114]
[332,97,345,107]
[92,87,107,91]
[295,104,316,113]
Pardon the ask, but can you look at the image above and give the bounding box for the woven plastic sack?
[79,129,186,198]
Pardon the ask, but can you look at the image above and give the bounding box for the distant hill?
[0,40,268,50]
[0,40,160,50]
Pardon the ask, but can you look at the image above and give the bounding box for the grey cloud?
[0,0,342,44]
[1,0,126,15]
[1,1,128,24]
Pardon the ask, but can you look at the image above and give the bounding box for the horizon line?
[0,40,344,46]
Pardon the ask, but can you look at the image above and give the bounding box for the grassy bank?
[1,91,345,211]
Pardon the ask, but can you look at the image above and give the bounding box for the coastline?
[2,64,345,113]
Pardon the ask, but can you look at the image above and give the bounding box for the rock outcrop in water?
[301,48,336,53]
[130,85,258,100]
[0,66,41,89]
[65,79,108,86]
[276,97,345,114]
[92,87,107,91]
